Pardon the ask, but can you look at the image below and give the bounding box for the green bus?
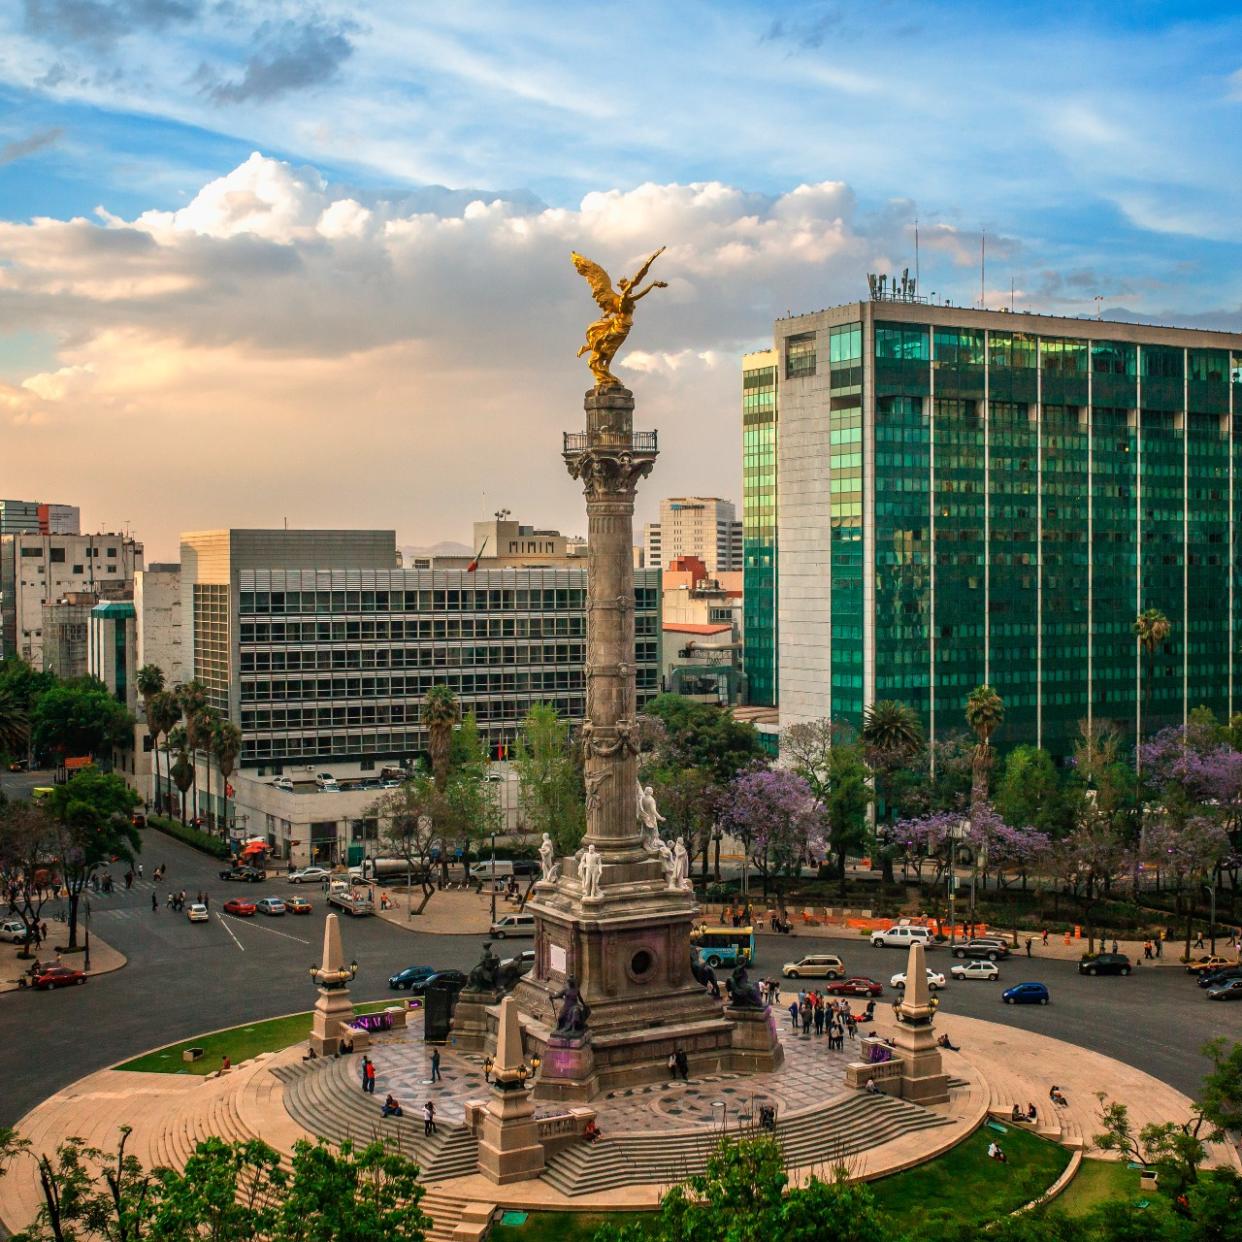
[690,924,755,969]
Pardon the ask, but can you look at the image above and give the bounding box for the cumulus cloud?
[0,126,63,165]
[22,0,199,51]
[202,17,356,104]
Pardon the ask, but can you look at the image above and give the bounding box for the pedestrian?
[126,872,134,890]
[1025,937,1033,958]
[801,1000,812,1035]
[423,1100,437,1136]
[360,1056,372,1093]
[1155,934,1162,958]
[1194,930,1205,950]
[430,1049,441,1083]
[152,892,158,912]
[813,1003,825,1036]
[675,1048,690,1080]
[1111,939,1119,955]
[788,1000,799,1031]
[1041,928,1049,947]
[138,863,143,879]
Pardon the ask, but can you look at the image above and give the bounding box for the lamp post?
[490,826,498,925]
[83,897,91,972]
[1204,881,1217,955]
[948,820,970,946]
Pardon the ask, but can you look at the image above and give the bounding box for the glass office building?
[768,301,1242,757]
[742,350,779,705]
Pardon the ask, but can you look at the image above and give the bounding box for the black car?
[510,859,541,877]
[1079,952,1132,976]
[410,969,468,996]
[388,965,436,990]
[219,866,264,882]
[952,939,1010,962]
[1199,966,1242,990]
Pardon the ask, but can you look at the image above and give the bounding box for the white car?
[316,773,339,790]
[0,918,29,943]
[186,903,209,923]
[890,968,946,991]
[288,866,331,884]
[272,777,294,791]
[950,960,1000,982]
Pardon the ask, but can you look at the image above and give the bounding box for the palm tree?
[196,709,218,831]
[1133,608,1172,751]
[423,684,460,790]
[177,681,209,824]
[861,700,924,882]
[213,719,242,838]
[168,724,193,825]
[964,685,1005,813]
[147,689,182,816]
[135,664,165,808]
[0,684,29,763]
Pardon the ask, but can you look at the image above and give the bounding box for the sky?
[1,1,1241,560]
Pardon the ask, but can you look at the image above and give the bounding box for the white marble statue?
[636,781,666,852]
[672,837,691,890]
[657,838,676,889]
[539,832,559,883]
[580,843,603,899]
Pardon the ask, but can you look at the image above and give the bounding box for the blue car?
[1002,981,1049,1006]
[388,965,436,991]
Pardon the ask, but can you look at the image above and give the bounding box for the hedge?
[148,814,231,859]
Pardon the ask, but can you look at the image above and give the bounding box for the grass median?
[117,1001,397,1075]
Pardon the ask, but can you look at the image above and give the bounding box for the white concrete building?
[643,497,742,574]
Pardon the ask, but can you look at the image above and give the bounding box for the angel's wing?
[572,252,616,310]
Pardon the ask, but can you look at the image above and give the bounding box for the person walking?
[423,1100,437,1136]
[1025,937,1033,957]
[1041,928,1049,946]
[788,1000,799,1031]
[151,892,158,912]
[360,1056,373,1093]
[1111,939,1119,954]
[430,1049,442,1083]
[138,863,144,879]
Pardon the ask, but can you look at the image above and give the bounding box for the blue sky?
[1,1,1241,553]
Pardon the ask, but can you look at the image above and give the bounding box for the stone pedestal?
[890,940,949,1104]
[723,1006,785,1074]
[533,1033,599,1104]
[477,997,546,1184]
[309,987,354,1056]
[450,990,501,1053]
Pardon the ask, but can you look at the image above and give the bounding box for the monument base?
[892,1020,950,1105]
[722,1005,785,1074]
[309,988,354,1057]
[532,1032,599,1104]
[477,1083,546,1184]
[449,989,502,1052]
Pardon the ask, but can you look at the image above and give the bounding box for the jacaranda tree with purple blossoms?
[719,768,824,904]
[1141,815,1231,957]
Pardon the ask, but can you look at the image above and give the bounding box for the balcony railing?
[563,431,658,455]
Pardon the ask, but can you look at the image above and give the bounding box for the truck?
[327,888,375,917]
[350,857,416,885]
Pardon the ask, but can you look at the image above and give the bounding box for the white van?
[871,925,933,949]
[469,859,516,880]
[489,913,535,938]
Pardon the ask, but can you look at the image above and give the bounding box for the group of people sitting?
[987,1140,1008,1163]
[1049,1084,1069,1107]
[1010,1103,1038,1124]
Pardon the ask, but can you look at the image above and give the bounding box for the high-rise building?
[742,350,779,706]
[0,532,143,666]
[0,499,80,536]
[644,497,742,574]
[765,299,1242,757]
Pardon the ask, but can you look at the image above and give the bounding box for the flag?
[466,535,489,573]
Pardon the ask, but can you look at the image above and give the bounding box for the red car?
[823,977,884,997]
[32,964,86,990]
[223,898,256,917]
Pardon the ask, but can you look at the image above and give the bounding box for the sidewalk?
[371,886,505,936]
[0,930,126,993]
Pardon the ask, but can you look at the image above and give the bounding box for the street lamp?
[83,898,91,972]
[1204,881,1218,955]
[947,820,970,946]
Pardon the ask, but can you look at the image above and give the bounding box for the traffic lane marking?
[216,913,246,951]
[220,913,311,946]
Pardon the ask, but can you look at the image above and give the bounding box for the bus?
[690,925,755,969]
[31,787,55,805]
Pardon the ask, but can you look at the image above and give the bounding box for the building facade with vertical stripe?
[765,300,1242,756]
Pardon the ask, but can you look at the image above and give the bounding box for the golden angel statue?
[571,246,668,388]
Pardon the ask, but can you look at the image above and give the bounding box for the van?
[469,859,516,880]
[781,953,845,980]
[489,913,535,939]
[871,925,933,949]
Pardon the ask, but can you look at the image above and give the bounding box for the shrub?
[148,814,230,859]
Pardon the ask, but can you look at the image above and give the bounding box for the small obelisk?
[477,996,545,1183]
[891,940,949,1104]
[309,913,355,1057]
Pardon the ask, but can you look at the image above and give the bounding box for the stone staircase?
[273,1059,479,1180]
[985,1063,1085,1150]
[541,1090,951,1196]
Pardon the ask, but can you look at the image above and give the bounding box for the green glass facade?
[773,304,1242,757]
[742,352,778,705]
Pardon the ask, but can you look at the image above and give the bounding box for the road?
[1,826,1240,1128]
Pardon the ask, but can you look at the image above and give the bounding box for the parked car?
[219,867,264,883]
[1002,981,1050,1005]
[1198,966,1242,990]
[782,954,845,979]
[8,759,28,771]
[822,976,883,997]
[951,960,1000,982]
[286,896,312,914]
[890,968,946,991]
[871,925,933,950]
[186,903,209,923]
[1079,953,1132,977]
[952,939,1010,961]
[272,777,294,791]
[410,969,468,995]
[0,919,30,944]
[1185,955,1235,976]
[470,859,516,880]
[489,913,536,939]
[1206,978,1242,1001]
[32,964,86,990]
[389,965,436,991]
[316,773,339,791]
[256,897,286,916]
[223,898,256,917]
[288,866,331,884]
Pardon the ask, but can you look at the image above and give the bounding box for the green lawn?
[1052,1158,1140,1217]
[117,1002,394,1075]
[489,1211,652,1242]
[866,1124,1070,1231]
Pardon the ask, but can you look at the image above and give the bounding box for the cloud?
[0,126,62,165]
[202,17,356,104]
[22,0,199,50]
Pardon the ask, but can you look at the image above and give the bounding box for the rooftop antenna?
[914,215,920,293]
[1010,277,1015,313]
[980,229,986,309]
[494,508,511,522]
[1094,294,1103,320]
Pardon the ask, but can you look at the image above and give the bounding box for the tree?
[964,684,1004,812]
[169,725,193,825]
[647,766,716,878]
[1134,607,1172,751]
[146,690,182,817]
[47,767,140,949]
[0,682,30,765]
[30,680,132,766]
[718,768,823,903]
[176,681,209,824]
[1141,816,1230,959]
[368,776,441,914]
[421,685,459,791]
[861,699,924,880]
[641,693,764,785]
[513,704,584,856]
[994,745,1074,839]
[1050,820,1126,951]
[213,719,243,837]
[0,800,59,955]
